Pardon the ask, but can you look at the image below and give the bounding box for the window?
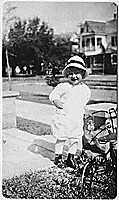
[91,37,95,46]
[86,57,90,68]
[97,38,102,45]
[111,54,117,64]
[86,25,89,32]
[111,37,114,46]
[82,39,85,47]
[81,28,84,34]
[111,36,117,47]
[94,55,103,64]
[86,38,90,47]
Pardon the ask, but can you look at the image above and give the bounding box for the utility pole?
[6,48,12,91]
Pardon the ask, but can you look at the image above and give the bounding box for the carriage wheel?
[81,162,94,197]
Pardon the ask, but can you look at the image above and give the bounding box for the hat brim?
[62,63,89,79]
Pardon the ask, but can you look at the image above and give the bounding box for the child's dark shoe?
[65,153,76,169]
[54,154,64,168]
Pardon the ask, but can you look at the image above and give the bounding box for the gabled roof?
[105,19,118,34]
[85,21,106,34]
[83,19,117,35]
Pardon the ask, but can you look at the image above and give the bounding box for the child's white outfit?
[49,81,91,155]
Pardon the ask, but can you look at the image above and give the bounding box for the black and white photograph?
[1,1,118,199]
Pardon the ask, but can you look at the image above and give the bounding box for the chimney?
[114,13,117,20]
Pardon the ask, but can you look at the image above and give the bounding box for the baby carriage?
[80,107,117,199]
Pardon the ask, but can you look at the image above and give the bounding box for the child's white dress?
[49,82,91,140]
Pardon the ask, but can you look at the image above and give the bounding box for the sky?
[2,1,118,35]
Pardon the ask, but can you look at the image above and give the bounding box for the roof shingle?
[86,21,106,34]
[85,19,117,35]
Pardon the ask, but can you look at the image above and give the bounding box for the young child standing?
[49,55,91,168]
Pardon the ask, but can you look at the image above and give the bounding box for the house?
[70,14,117,74]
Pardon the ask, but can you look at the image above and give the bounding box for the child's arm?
[82,85,91,107]
[53,99,64,109]
[49,83,65,109]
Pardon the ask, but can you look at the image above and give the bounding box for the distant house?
[70,14,117,74]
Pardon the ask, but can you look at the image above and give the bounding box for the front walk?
[2,128,54,179]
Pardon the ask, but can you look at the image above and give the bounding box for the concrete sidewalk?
[2,128,54,179]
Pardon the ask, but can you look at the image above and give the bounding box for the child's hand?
[53,99,64,109]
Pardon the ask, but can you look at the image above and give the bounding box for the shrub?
[2,166,83,199]
[2,163,117,199]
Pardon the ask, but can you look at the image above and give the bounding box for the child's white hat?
[62,55,89,79]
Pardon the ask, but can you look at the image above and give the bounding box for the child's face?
[67,67,85,85]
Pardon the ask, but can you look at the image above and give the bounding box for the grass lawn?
[16,117,52,136]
